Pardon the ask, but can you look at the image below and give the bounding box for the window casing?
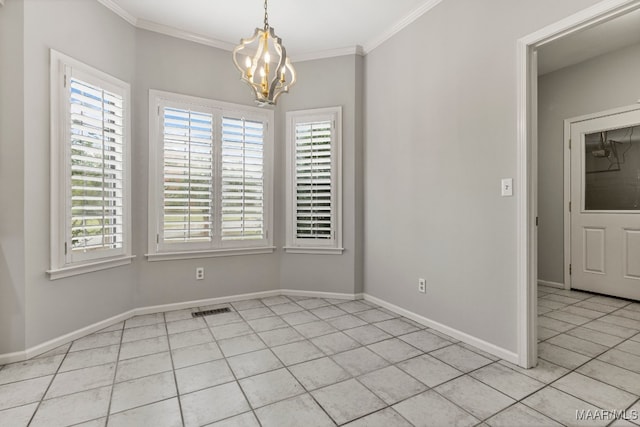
[148,91,274,260]
[285,107,343,254]
[49,50,133,280]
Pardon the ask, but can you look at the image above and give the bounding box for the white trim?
[564,119,572,291]
[283,247,345,255]
[285,107,343,252]
[96,0,441,60]
[136,19,236,52]
[133,290,280,316]
[47,255,135,280]
[363,294,519,364]
[293,46,364,63]
[0,290,281,364]
[516,0,640,369]
[280,289,362,300]
[538,280,565,289]
[96,0,137,26]
[1,289,520,364]
[0,0,5,7]
[146,247,276,261]
[148,89,274,258]
[23,309,135,362]
[362,0,444,54]
[49,49,133,278]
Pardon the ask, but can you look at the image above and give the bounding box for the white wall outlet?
[418,278,426,293]
[501,178,513,197]
[196,267,204,280]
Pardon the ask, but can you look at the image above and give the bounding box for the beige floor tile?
[393,390,479,427]
[312,379,385,425]
[31,386,111,427]
[110,371,176,414]
[435,375,515,420]
[255,394,334,427]
[470,362,545,400]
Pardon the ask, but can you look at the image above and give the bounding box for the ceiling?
[100,0,441,60]
[538,7,640,75]
[99,1,640,69]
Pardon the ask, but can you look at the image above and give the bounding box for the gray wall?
[0,0,26,354]
[538,42,640,284]
[22,0,137,347]
[276,55,364,295]
[133,29,280,307]
[364,0,600,352]
[0,0,363,354]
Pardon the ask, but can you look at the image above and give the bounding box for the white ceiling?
[101,0,441,60]
[538,7,640,75]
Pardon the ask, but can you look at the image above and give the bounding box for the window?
[285,107,343,254]
[49,50,133,279]
[148,91,274,260]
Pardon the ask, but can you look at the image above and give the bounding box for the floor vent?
[192,307,231,318]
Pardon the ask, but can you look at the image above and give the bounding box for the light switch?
[501,178,513,197]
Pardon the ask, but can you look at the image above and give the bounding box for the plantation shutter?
[69,77,124,253]
[295,120,333,240]
[162,107,214,243]
[221,116,265,241]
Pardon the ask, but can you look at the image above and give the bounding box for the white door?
[570,107,640,301]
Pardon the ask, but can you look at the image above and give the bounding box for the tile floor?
[0,291,639,426]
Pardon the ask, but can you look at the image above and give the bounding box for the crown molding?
[136,18,237,51]
[97,0,443,59]
[293,45,364,63]
[362,0,444,54]
[96,0,137,26]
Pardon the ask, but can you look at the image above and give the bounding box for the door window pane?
[584,125,640,210]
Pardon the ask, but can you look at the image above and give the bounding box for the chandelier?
[232,0,296,106]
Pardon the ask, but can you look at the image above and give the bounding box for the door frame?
[516,0,640,368]
[563,105,640,294]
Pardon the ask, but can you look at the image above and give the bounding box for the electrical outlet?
[418,278,426,293]
[196,267,204,280]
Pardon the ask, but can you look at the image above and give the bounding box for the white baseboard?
[538,280,565,289]
[23,309,136,362]
[0,290,282,365]
[133,290,281,316]
[280,289,363,300]
[363,294,520,365]
[2,289,519,366]
[0,350,27,365]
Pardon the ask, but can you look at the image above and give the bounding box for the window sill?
[47,255,135,280]
[146,246,276,261]
[283,247,344,255]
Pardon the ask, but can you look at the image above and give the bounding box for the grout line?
[104,319,126,425]
[202,309,263,426]
[26,331,85,425]
[161,312,186,427]
[4,292,637,427]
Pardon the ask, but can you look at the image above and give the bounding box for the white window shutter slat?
[221,116,265,241]
[295,120,333,240]
[162,107,214,243]
[69,77,125,253]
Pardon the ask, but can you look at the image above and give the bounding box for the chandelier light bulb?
[232,0,297,105]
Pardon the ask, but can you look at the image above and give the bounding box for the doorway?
[516,0,640,369]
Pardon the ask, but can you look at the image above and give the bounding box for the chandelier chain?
[263,0,269,30]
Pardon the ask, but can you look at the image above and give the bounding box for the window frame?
[48,50,133,280]
[285,106,343,254]
[147,90,275,261]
